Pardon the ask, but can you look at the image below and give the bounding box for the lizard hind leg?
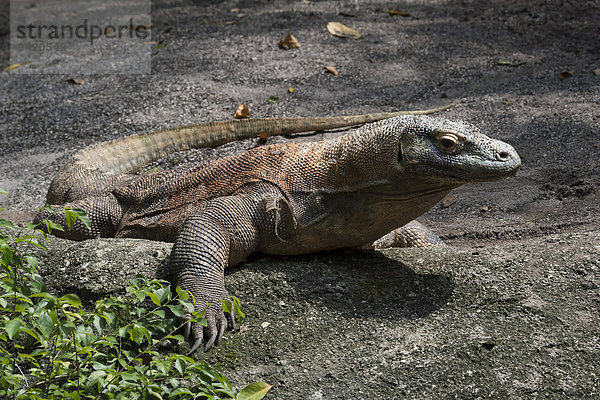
[371,220,446,249]
[33,194,124,241]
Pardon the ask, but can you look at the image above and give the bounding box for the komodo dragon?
[35,106,521,353]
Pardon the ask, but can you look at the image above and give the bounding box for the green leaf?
[166,304,185,317]
[118,326,128,338]
[236,382,272,400]
[44,219,64,233]
[173,358,184,376]
[127,287,146,302]
[5,318,22,339]
[30,292,58,303]
[175,286,189,301]
[497,59,523,67]
[20,327,41,342]
[93,315,105,334]
[155,359,171,375]
[75,324,96,346]
[13,303,27,313]
[67,391,81,400]
[88,370,106,385]
[25,255,39,268]
[154,286,170,303]
[37,311,54,338]
[170,387,194,396]
[60,321,77,336]
[1,250,16,268]
[0,189,7,196]
[147,386,164,399]
[267,96,280,104]
[224,296,246,325]
[165,334,184,343]
[64,208,91,229]
[0,219,15,230]
[222,299,232,313]
[64,209,77,228]
[147,292,161,306]
[59,293,82,309]
[128,325,144,345]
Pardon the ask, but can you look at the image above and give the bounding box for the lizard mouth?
[460,149,521,181]
[426,142,522,183]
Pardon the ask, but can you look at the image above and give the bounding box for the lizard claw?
[226,310,236,330]
[215,321,226,346]
[204,334,217,351]
[185,301,230,354]
[188,338,203,355]
[184,320,191,341]
[222,298,237,331]
[186,316,204,355]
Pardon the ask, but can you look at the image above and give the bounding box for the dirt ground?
[1,0,599,398]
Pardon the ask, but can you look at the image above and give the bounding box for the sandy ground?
[1,0,599,398]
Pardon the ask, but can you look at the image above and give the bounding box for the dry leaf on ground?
[235,104,250,119]
[279,34,301,49]
[259,131,270,140]
[130,22,153,30]
[327,22,361,39]
[440,195,456,208]
[594,68,600,76]
[385,10,410,17]
[325,65,339,76]
[558,71,574,80]
[68,78,85,85]
[4,62,29,71]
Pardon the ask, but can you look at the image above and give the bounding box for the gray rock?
[35,236,172,302]
[33,232,600,398]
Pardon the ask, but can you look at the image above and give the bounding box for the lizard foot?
[184,298,236,354]
[371,220,446,249]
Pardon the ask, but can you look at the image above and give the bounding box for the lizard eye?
[435,131,463,154]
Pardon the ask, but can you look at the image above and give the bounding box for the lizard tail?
[46,105,453,204]
[71,104,454,174]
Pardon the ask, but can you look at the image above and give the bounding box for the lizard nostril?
[496,151,510,161]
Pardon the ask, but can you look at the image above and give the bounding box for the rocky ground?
[1,0,599,398]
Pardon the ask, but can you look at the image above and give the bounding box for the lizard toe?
[184,319,191,341]
[187,322,205,355]
[215,315,227,346]
[225,310,236,330]
[203,308,228,351]
[188,338,203,355]
[222,297,236,330]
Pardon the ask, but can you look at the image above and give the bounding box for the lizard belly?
[261,188,451,255]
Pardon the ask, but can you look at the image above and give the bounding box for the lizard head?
[393,115,521,185]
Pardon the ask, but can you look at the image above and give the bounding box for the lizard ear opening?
[397,143,403,163]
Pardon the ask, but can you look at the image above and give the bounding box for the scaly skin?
[35,112,521,353]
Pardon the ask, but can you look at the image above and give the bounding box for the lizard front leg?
[168,187,284,353]
[33,194,124,240]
